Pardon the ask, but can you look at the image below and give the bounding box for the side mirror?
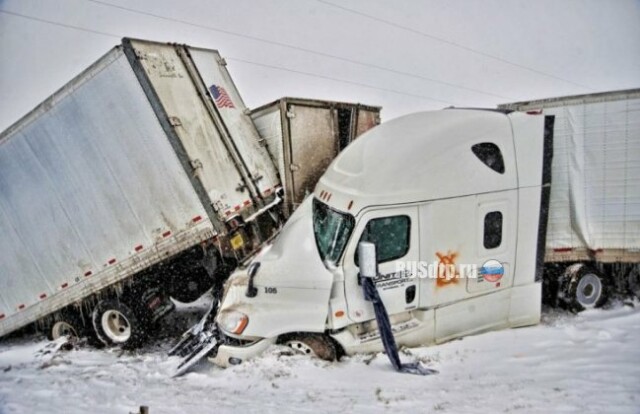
[245,262,261,298]
[358,241,378,278]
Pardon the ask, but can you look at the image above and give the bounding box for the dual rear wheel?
[560,265,608,312]
[46,288,173,348]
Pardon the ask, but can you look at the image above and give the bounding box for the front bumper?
[208,337,277,367]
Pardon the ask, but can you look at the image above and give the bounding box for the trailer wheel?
[561,265,608,311]
[284,334,337,361]
[46,310,90,341]
[168,272,210,304]
[48,318,80,341]
[50,320,79,340]
[92,300,145,348]
[627,266,640,300]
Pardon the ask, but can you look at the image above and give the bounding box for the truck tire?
[168,271,211,304]
[48,315,83,341]
[46,309,94,341]
[627,266,640,300]
[561,265,608,312]
[283,333,337,361]
[91,300,145,348]
[49,320,79,340]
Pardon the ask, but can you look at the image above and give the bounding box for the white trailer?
[0,38,285,346]
[499,89,640,305]
[187,89,639,369]
[251,98,380,216]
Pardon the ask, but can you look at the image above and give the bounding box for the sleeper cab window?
[484,211,503,249]
[472,142,505,174]
[355,215,410,265]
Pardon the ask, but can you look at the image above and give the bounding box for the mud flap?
[362,276,438,376]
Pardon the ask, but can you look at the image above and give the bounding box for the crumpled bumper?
[208,337,277,367]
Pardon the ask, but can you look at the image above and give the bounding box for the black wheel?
[627,266,640,300]
[561,265,608,312]
[91,300,146,348]
[283,333,337,361]
[165,246,224,303]
[168,270,211,303]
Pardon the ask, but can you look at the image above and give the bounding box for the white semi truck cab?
[208,108,553,366]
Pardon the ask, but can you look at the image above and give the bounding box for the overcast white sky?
[1,0,639,131]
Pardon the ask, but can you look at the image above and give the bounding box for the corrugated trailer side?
[0,46,214,337]
[499,88,640,308]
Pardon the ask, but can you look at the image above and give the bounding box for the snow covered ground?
[1,301,639,414]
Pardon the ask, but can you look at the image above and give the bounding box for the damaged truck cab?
[210,108,551,366]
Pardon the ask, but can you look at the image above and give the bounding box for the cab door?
[416,191,518,343]
[342,206,420,323]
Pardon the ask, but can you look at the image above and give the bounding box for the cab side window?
[355,215,410,265]
[472,142,505,174]
[483,211,503,249]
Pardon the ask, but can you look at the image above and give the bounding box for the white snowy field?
[1,302,639,414]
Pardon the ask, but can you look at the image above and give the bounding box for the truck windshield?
[312,198,354,267]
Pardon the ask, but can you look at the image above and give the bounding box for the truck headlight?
[218,310,249,335]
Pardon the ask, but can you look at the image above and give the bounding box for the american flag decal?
[209,84,235,108]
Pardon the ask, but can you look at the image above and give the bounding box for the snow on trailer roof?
[316,108,526,214]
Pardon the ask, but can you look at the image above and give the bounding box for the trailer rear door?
[128,40,267,220]
[187,48,281,200]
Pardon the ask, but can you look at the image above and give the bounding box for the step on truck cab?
[209,108,552,366]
